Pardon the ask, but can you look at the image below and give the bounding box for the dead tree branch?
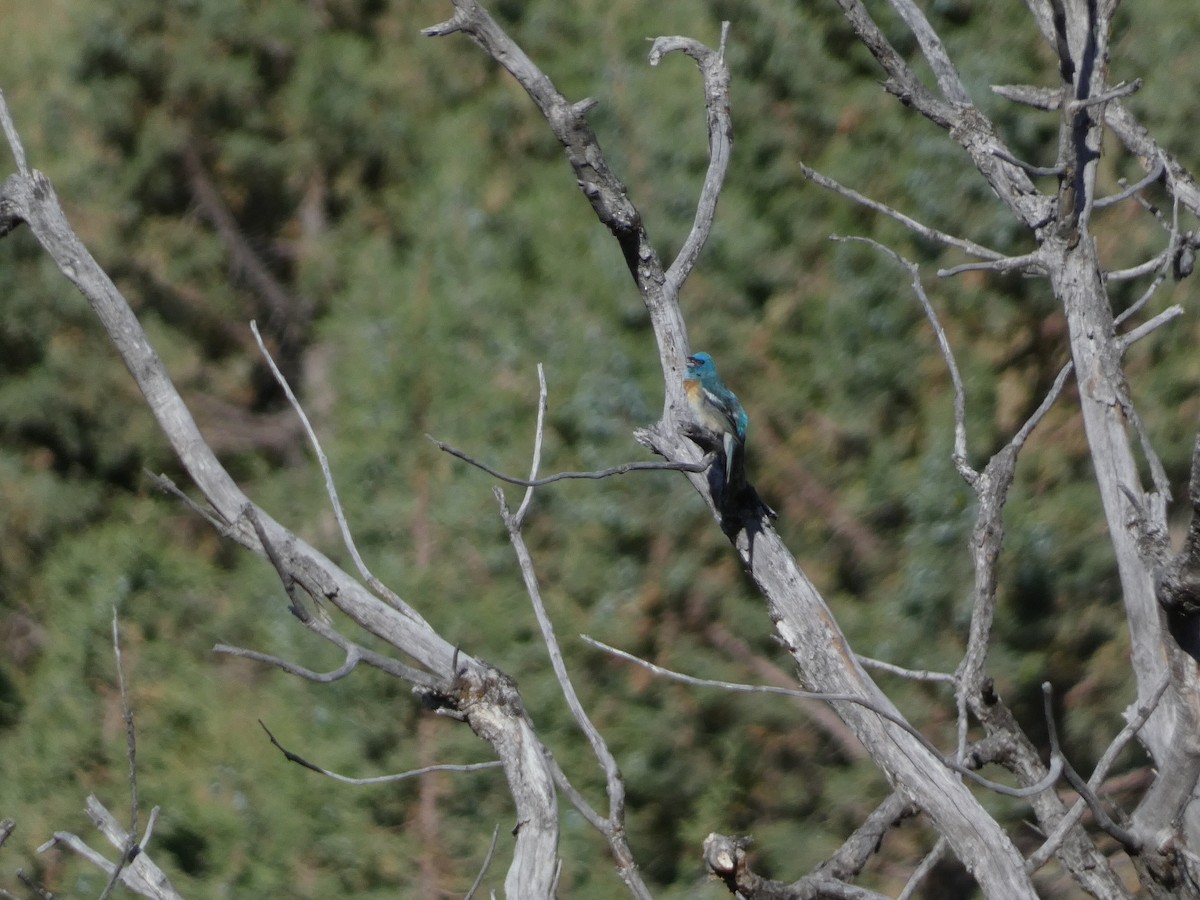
[38,797,180,900]
[259,721,502,786]
[488,369,651,898]
[423,3,1071,895]
[0,88,563,900]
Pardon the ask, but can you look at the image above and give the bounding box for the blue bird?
[684,351,748,497]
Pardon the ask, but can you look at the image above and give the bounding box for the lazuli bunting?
[684,351,748,499]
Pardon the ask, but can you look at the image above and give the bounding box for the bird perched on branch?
[684,351,748,503]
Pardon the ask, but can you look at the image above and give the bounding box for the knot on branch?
[444,661,525,724]
[0,173,28,237]
[702,833,752,886]
[703,833,800,899]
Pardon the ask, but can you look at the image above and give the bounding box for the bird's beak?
[685,355,699,366]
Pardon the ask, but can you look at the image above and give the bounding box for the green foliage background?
[1,0,1198,896]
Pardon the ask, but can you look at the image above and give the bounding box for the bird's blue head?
[686,352,717,380]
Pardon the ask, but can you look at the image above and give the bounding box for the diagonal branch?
[465,825,501,900]
[829,0,956,127]
[584,636,1064,800]
[813,792,917,883]
[0,89,565,900]
[424,1,690,401]
[1094,157,1164,209]
[802,163,1009,261]
[220,639,359,681]
[424,3,1056,889]
[251,321,433,625]
[832,0,1052,231]
[0,148,457,681]
[887,0,971,104]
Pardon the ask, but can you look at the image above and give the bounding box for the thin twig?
[498,464,651,895]
[1041,683,1140,853]
[857,655,956,684]
[1107,250,1170,283]
[1121,263,1174,324]
[585,636,1063,799]
[1067,79,1141,112]
[707,622,866,759]
[1119,306,1184,350]
[113,611,139,838]
[514,364,548,527]
[430,435,712,485]
[215,642,360,682]
[1124,395,1173,501]
[250,321,431,626]
[501,494,621,800]
[98,610,140,900]
[989,147,1062,177]
[1094,157,1164,209]
[260,721,502,785]
[1012,360,1074,451]
[829,0,958,131]
[215,611,436,686]
[465,825,501,900]
[1112,176,1179,330]
[146,471,241,540]
[15,870,54,900]
[801,163,1005,260]
[214,587,437,690]
[898,837,947,900]
[544,752,608,833]
[1026,675,1169,871]
[835,236,974,480]
[140,807,160,854]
